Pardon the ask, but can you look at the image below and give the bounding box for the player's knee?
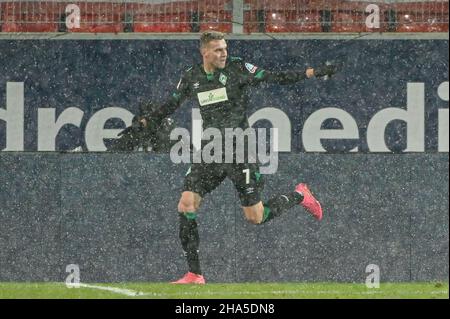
[243,203,264,225]
[178,193,200,212]
[246,216,262,225]
[244,210,264,225]
[178,199,196,213]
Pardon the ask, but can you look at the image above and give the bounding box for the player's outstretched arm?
[107,114,147,151]
[258,62,338,84]
[240,59,338,85]
[108,68,192,152]
[311,62,339,79]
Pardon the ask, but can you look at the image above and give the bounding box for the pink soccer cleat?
[295,183,323,221]
[171,272,206,284]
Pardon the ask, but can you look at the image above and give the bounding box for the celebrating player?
[139,31,337,284]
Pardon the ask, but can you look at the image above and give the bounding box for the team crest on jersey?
[219,73,227,86]
[245,62,257,74]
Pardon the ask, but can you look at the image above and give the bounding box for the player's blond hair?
[200,31,225,48]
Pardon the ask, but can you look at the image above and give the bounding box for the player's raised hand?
[313,61,338,79]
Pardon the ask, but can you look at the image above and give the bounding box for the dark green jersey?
[143,57,308,131]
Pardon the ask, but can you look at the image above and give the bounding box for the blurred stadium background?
[0,0,448,299]
[0,0,448,33]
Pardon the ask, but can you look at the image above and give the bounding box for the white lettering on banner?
[1,81,448,152]
[0,82,24,150]
[38,107,84,151]
[303,108,359,152]
[197,87,228,106]
[367,83,425,152]
[248,107,291,152]
[85,107,134,151]
[438,82,449,152]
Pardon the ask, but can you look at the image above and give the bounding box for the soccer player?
[140,31,337,284]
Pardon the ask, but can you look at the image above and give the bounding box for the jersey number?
[243,169,250,184]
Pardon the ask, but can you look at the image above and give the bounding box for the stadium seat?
[393,1,449,32]
[265,10,322,33]
[332,11,364,32]
[72,1,122,17]
[133,14,191,32]
[1,11,59,32]
[396,13,448,32]
[265,11,290,32]
[68,23,123,33]
[199,11,232,33]
[66,13,123,33]
[326,1,391,32]
[289,11,322,32]
[1,22,58,32]
[1,0,448,33]
[198,0,232,12]
[243,10,265,33]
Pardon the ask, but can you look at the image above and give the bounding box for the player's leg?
[232,163,322,224]
[241,201,265,224]
[172,190,205,284]
[177,191,203,273]
[172,163,226,284]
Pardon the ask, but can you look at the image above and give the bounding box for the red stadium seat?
[265,11,290,32]
[1,10,58,32]
[394,1,449,32]
[396,13,448,32]
[71,1,123,18]
[68,23,123,33]
[2,1,63,21]
[62,2,124,32]
[198,0,232,12]
[133,14,191,32]
[265,11,322,33]
[2,22,58,32]
[332,11,364,32]
[67,14,123,33]
[288,11,322,32]
[243,10,265,33]
[199,11,232,33]
[1,0,448,33]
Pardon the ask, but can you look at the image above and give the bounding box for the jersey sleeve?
[141,67,192,128]
[234,58,307,86]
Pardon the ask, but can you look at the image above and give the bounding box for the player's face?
[202,39,228,70]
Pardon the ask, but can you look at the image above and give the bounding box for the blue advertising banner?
[0,39,448,153]
[0,38,448,283]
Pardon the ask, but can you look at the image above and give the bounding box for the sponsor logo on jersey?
[197,87,228,106]
[193,82,200,89]
[245,62,257,74]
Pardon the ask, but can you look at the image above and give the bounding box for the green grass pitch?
[0,282,448,299]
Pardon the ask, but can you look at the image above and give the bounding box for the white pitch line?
[131,289,449,298]
[77,283,145,297]
[67,284,448,298]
